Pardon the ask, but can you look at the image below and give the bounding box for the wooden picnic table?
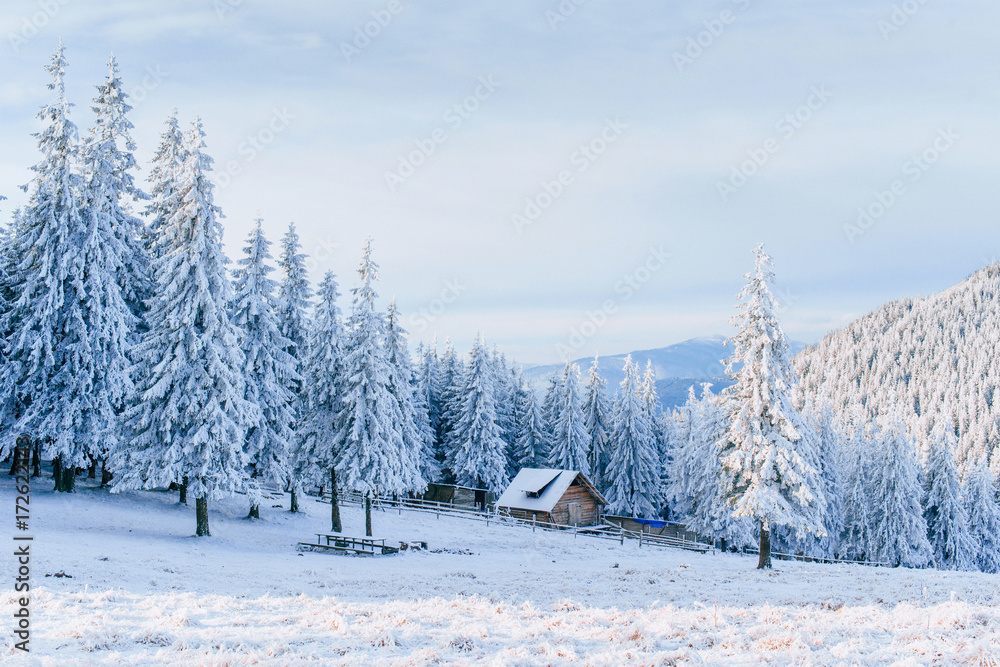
[299,534,399,556]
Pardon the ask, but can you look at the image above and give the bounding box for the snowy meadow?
[3,475,1000,665]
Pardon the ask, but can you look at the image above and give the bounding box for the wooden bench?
[298,534,400,556]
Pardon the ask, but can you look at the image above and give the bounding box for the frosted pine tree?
[541,371,563,446]
[386,299,440,484]
[449,335,509,496]
[719,244,825,569]
[113,119,258,537]
[867,416,933,567]
[334,240,424,536]
[583,357,612,489]
[548,362,592,474]
[923,420,976,570]
[81,54,152,317]
[641,361,671,513]
[415,342,447,468]
[1,44,133,495]
[295,271,346,531]
[438,339,466,482]
[604,356,660,518]
[963,456,1000,573]
[513,375,548,469]
[145,110,185,259]
[669,386,755,550]
[275,222,312,511]
[231,219,297,519]
[840,418,874,560]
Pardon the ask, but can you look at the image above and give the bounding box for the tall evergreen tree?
[386,299,439,484]
[513,375,548,469]
[604,356,660,518]
[548,362,591,474]
[437,338,465,482]
[231,219,297,519]
[923,420,976,570]
[334,240,424,535]
[867,416,933,568]
[81,54,151,317]
[840,417,874,561]
[641,360,671,513]
[295,271,346,531]
[145,110,185,259]
[415,341,446,469]
[963,456,1000,573]
[1,44,133,495]
[449,335,509,496]
[113,119,258,536]
[583,357,612,489]
[275,222,312,511]
[719,244,825,569]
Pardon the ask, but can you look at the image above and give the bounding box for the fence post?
[639,532,643,548]
[620,526,624,546]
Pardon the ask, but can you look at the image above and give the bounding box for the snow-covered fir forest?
[3,45,1000,583]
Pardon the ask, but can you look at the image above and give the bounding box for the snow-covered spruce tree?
[295,271,346,531]
[548,362,592,474]
[810,405,845,558]
[437,339,465,482]
[231,219,298,519]
[583,357,612,489]
[145,110,185,259]
[449,335,510,497]
[922,420,976,570]
[415,341,447,469]
[386,299,440,484]
[867,416,933,568]
[275,222,312,511]
[840,418,874,561]
[719,244,825,569]
[641,361,671,514]
[963,456,1000,573]
[669,385,755,550]
[81,54,152,318]
[513,374,548,469]
[0,44,134,494]
[541,370,563,446]
[604,356,661,518]
[334,240,425,536]
[112,119,258,537]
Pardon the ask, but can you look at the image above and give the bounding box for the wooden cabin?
[496,469,607,527]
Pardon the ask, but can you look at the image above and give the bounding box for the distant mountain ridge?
[522,335,805,410]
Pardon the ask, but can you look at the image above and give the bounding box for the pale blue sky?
[1,1,997,363]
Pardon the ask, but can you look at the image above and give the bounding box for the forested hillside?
[795,264,1000,474]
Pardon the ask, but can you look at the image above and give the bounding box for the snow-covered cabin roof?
[495,469,605,513]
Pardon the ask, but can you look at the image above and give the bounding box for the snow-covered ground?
[2,474,999,665]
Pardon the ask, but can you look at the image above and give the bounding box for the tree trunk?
[289,487,299,513]
[248,503,259,519]
[720,538,727,553]
[31,443,41,478]
[179,476,188,505]
[7,453,17,475]
[330,466,342,533]
[757,520,772,570]
[365,495,373,537]
[196,496,210,536]
[100,460,112,487]
[53,456,63,492]
[60,465,75,493]
[88,459,97,479]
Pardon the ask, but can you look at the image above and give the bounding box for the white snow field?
[2,475,999,665]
